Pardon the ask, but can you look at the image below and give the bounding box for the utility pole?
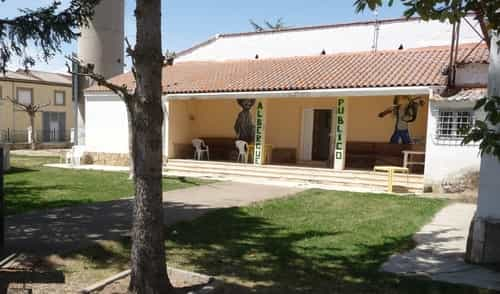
[372,9,380,52]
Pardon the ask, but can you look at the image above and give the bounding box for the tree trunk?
[128,0,173,293]
[29,113,36,150]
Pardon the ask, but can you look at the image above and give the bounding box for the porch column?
[334,97,348,170]
[253,99,266,165]
[161,97,169,159]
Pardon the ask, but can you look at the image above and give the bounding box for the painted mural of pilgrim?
[378,96,424,144]
[234,99,256,143]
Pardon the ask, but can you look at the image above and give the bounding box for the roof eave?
[164,86,435,100]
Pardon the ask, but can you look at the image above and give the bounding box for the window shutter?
[17,89,32,105]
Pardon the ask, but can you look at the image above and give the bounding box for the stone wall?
[466,217,500,264]
[85,152,130,166]
[85,152,168,167]
[441,170,480,194]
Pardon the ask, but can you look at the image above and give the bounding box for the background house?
[0,69,73,147]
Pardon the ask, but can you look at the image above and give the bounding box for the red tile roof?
[86,43,489,95]
[0,69,71,86]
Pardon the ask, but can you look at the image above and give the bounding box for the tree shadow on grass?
[5,199,218,257]
[4,180,94,215]
[4,167,37,176]
[164,208,496,294]
[175,177,203,186]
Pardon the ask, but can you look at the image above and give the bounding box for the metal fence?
[0,129,29,143]
[37,129,73,143]
[0,129,73,143]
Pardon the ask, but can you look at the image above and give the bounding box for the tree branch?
[4,95,50,114]
[125,37,139,93]
[66,56,134,103]
[0,0,101,72]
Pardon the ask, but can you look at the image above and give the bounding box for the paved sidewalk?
[6,182,302,255]
[382,203,500,291]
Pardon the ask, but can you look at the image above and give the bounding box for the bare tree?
[5,96,50,150]
[70,0,173,292]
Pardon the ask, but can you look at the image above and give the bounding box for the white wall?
[85,93,170,156]
[477,154,500,218]
[85,93,129,154]
[177,17,482,62]
[424,100,482,189]
[456,63,489,87]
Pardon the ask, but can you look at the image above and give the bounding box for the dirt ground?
[97,269,212,294]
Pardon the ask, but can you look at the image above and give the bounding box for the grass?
[4,155,207,215]
[59,189,494,293]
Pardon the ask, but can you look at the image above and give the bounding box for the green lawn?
[4,155,206,215]
[63,189,494,293]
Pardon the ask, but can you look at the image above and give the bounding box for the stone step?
[167,159,423,177]
[166,160,424,183]
[164,169,423,194]
[165,164,423,192]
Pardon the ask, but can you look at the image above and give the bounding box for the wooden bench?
[200,137,238,161]
[347,142,424,171]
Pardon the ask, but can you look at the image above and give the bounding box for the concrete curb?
[79,267,222,294]
[79,269,130,294]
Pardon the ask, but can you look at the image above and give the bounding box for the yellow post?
[388,168,394,193]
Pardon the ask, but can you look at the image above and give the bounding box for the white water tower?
[78,0,125,79]
[74,0,125,145]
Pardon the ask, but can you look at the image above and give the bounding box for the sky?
[3,0,407,72]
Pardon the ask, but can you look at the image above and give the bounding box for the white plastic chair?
[192,139,209,160]
[64,145,85,166]
[235,140,249,163]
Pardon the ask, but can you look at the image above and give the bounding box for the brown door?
[312,109,332,161]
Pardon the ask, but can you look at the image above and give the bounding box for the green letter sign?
[254,102,265,165]
[334,98,346,170]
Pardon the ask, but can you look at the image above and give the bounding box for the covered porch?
[165,88,430,176]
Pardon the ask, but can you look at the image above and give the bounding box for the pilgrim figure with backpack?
[378,96,424,144]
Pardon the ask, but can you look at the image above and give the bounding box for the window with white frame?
[437,110,474,140]
[17,88,33,105]
[54,91,65,105]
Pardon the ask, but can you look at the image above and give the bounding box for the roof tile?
[87,43,489,94]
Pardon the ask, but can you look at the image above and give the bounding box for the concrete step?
[164,169,423,194]
[166,159,424,183]
[166,165,423,189]
[165,160,424,193]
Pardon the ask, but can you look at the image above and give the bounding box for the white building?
[84,16,488,193]
[176,16,481,62]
